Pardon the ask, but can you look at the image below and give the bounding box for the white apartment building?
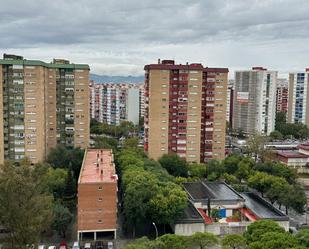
[288,69,309,126]
[89,83,144,125]
[232,67,277,135]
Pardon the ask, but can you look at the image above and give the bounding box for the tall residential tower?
[144,59,228,163]
[232,67,277,136]
[288,69,309,125]
[0,54,90,163]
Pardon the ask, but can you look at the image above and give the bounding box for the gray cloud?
[1,0,309,76]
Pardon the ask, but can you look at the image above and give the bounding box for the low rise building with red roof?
[276,143,309,173]
[77,149,118,241]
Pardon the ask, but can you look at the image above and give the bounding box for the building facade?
[226,80,234,126]
[77,149,118,241]
[276,78,288,114]
[89,83,144,125]
[288,69,309,125]
[233,67,277,136]
[144,59,228,163]
[0,54,90,164]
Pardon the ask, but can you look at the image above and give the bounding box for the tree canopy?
[0,161,53,248]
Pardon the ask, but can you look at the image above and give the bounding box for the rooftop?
[277,150,309,159]
[0,54,89,70]
[298,144,309,150]
[183,181,244,201]
[176,202,204,224]
[78,149,117,184]
[241,192,288,221]
[144,59,228,73]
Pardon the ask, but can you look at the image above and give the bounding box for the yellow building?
[144,59,228,163]
[0,54,90,163]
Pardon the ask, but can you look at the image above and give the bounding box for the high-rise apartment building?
[276,78,288,114]
[288,69,309,125]
[144,59,228,163]
[232,67,277,136]
[0,54,90,163]
[89,83,144,125]
[226,80,234,126]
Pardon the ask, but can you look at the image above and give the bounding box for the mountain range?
[90,73,144,84]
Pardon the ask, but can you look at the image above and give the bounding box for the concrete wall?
[174,223,205,236]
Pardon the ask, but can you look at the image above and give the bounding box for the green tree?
[123,171,159,237]
[235,160,251,182]
[148,182,188,226]
[275,111,287,129]
[244,220,285,243]
[52,202,73,237]
[47,145,84,182]
[123,137,139,149]
[158,234,189,249]
[123,237,164,249]
[223,155,242,174]
[93,136,118,151]
[44,167,68,199]
[265,177,289,204]
[187,232,218,249]
[247,172,273,197]
[246,133,267,162]
[296,229,309,248]
[0,161,53,249]
[206,159,225,180]
[222,234,246,249]
[188,163,207,178]
[248,231,299,249]
[158,154,188,177]
[269,130,283,140]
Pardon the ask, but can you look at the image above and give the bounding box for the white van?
[107,242,113,249]
[72,241,80,249]
[84,242,92,249]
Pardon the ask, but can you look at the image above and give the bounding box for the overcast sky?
[1,0,309,77]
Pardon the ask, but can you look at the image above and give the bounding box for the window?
[97,219,103,223]
[98,198,103,202]
[98,186,103,191]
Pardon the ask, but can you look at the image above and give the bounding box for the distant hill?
[90,74,144,84]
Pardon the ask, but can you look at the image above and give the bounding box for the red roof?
[277,151,309,159]
[239,208,259,221]
[79,149,117,184]
[298,144,309,150]
[197,208,213,224]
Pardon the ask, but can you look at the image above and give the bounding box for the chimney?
[158,58,161,64]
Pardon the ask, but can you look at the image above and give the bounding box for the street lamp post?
[152,222,158,239]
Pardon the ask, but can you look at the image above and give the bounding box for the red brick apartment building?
[144,59,228,163]
[77,149,118,241]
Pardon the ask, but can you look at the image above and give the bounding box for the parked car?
[95,241,104,249]
[72,241,80,249]
[59,241,68,249]
[48,246,56,249]
[107,242,113,249]
[84,242,92,249]
[38,246,46,249]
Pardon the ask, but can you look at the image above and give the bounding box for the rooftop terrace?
[78,149,117,184]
